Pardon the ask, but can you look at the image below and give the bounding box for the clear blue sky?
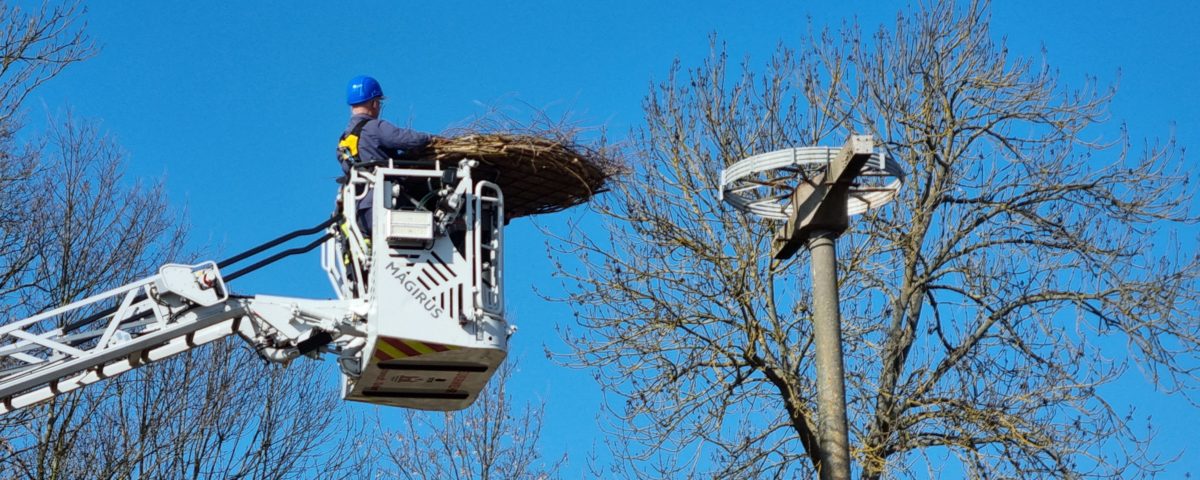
[21,1,1200,477]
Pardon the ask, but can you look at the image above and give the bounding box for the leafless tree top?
[550,2,1198,478]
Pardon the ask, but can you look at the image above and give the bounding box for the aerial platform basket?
[329,134,613,411]
[328,159,512,411]
[0,133,614,415]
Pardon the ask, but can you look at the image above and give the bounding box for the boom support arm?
[0,262,362,414]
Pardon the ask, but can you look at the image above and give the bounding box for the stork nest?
[415,134,616,219]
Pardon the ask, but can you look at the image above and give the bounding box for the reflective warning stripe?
[374,340,405,361]
[372,338,458,362]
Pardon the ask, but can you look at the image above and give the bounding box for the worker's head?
[346,75,384,116]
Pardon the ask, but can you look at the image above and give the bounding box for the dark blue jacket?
[339,114,432,175]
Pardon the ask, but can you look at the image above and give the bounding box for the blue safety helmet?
[346,75,384,105]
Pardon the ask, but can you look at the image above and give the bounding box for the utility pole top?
[718,133,902,258]
[772,135,875,260]
[719,136,902,227]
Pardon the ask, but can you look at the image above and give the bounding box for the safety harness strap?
[338,117,373,166]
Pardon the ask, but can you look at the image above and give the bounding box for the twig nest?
[417,134,616,219]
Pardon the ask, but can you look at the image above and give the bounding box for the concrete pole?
[807,230,852,480]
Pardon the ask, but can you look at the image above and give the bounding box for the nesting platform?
[411,134,616,219]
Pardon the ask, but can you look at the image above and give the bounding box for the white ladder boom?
[0,262,357,414]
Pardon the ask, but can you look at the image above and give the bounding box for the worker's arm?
[376,120,432,153]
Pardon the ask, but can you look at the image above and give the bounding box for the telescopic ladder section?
[0,263,240,413]
[0,260,364,415]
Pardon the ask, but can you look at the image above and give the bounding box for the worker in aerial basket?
[337,74,433,237]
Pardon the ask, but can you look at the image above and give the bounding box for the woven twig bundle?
[414,134,616,219]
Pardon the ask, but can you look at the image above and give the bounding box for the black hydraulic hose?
[222,233,332,283]
[217,216,339,269]
[61,217,339,335]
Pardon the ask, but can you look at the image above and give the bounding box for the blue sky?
[19,0,1200,477]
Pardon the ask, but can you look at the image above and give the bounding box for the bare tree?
[0,3,368,479]
[87,346,370,480]
[0,0,95,323]
[550,2,1198,478]
[0,107,178,477]
[0,1,94,143]
[380,361,565,480]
